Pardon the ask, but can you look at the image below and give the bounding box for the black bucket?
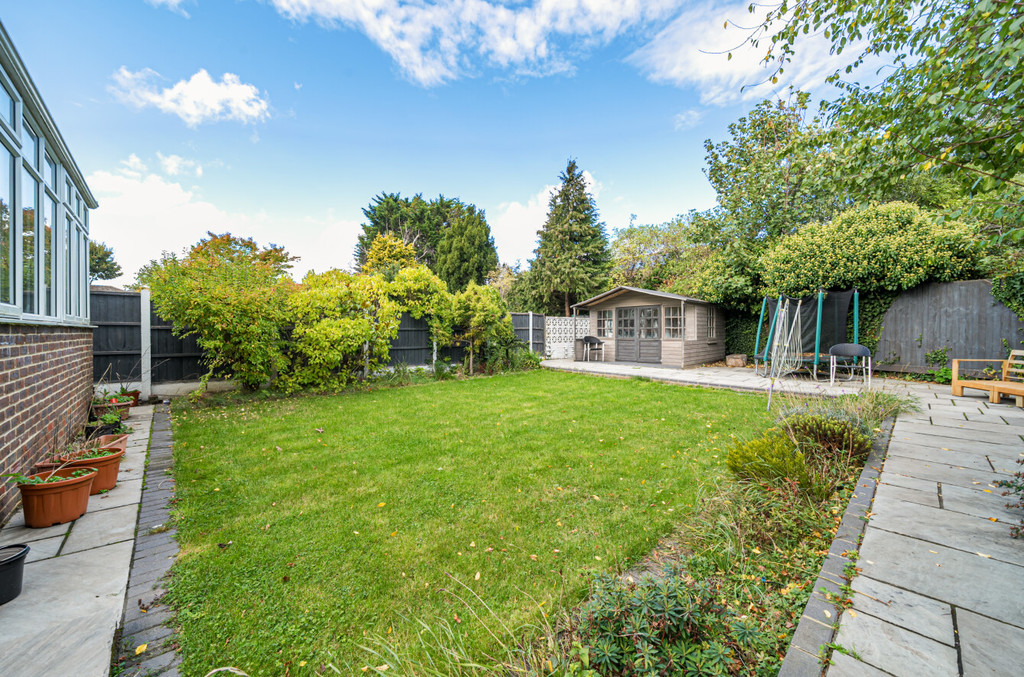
[0,544,30,605]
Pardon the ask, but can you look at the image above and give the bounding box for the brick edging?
[113,403,183,677]
[777,417,895,676]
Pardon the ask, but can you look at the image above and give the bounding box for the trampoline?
[753,290,860,381]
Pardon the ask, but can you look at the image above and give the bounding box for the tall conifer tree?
[435,205,498,291]
[532,160,611,315]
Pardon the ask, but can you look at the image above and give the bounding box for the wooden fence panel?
[511,312,545,353]
[875,280,1024,371]
[91,290,142,382]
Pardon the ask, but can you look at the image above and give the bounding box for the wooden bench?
[951,350,1024,407]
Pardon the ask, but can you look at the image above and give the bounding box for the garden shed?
[571,286,726,367]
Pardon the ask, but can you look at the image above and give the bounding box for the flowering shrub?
[760,201,980,297]
[282,271,401,391]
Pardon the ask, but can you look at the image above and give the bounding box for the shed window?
[597,309,613,338]
[706,308,716,339]
[640,307,660,339]
[665,306,682,338]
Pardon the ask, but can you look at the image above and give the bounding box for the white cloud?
[109,67,270,127]
[157,152,203,177]
[120,154,147,176]
[489,169,602,266]
[673,108,703,130]
[629,1,860,106]
[294,82,303,90]
[147,0,190,18]
[269,0,681,86]
[87,158,357,287]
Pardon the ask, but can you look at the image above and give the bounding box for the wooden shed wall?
[581,293,724,367]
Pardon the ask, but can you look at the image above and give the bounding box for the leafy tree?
[611,214,712,291]
[531,160,611,315]
[88,241,122,282]
[144,232,295,391]
[355,193,465,269]
[703,93,844,244]
[752,0,1024,235]
[283,270,400,391]
[435,205,498,291]
[450,282,515,373]
[761,202,981,296]
[363,233,418,280]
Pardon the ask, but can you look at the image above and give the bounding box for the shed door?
[638,306,661,363]
[615,307,637,361]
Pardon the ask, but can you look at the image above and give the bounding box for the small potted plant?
[91,390,133,421]
[35,438,125,494]
[2,466,98,528]
[84,412,123,438]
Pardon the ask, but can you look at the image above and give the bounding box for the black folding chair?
[829,343,872,386]
[582,336,604,362]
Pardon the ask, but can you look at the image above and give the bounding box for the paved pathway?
[0,406,153,677]
[114,403,182,677]
[825,389,1024,677]
[544,360,1024,676]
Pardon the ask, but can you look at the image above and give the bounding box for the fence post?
[528,312,534,352]
[139,288,153,401]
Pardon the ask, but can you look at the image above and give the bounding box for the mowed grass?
[167,369,770,675]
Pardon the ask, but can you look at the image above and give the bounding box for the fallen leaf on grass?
[474,572,481,580]
[378,502,386,507]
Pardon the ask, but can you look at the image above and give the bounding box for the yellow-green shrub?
[761,201,980,297]
[725,431,820,496]
[282,271,401,391]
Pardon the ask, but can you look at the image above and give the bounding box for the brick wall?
[0,324,94,525]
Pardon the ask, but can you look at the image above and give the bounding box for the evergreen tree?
[354,193,464,270]
[435,205,498,291]
[89,241,122,282]
[531,160,611,315]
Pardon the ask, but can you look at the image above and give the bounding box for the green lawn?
[166,369,771,675]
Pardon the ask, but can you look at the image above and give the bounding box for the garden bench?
[951,350,1024,407]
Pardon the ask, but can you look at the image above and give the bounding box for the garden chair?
[582,336,605,362]
[951,350,1024,407]
[829,343,872,387]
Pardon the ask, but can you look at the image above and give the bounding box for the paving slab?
[858,528,1024,627]
[21,534,64,562]
[0,518,69,546]
[828,652,893,677]
[957,608,1024,676]
[0,541,133,677]
[885,442,1011,474]
[88,478,143,511]
[832,609,958,677]
[868,493,1024,564]
[62,503,139,554]
[849,576,954,645]
[881,454,1006,490]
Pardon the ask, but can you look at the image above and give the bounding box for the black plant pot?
[0,544,30,605]
[84,422,119,438]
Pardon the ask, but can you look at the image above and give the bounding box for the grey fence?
[875,279,1024,371]
[92,291,544,380]
[511,312,545,353]
[92,289,204,385]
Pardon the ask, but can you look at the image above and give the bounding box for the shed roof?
[571,286,713,309]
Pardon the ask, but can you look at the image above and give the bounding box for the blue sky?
[3,1,850,285]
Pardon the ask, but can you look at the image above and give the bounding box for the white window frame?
[596,309,613,338]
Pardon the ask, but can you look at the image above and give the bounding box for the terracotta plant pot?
[16,468,97,528]
[119,390,141,407]
[91,400,132,421]
[96,433,129,454]
[36,449,125,494]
